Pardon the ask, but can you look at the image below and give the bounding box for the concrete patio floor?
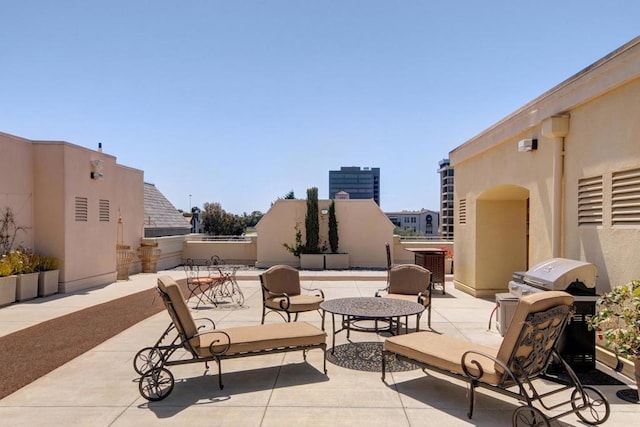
[0,269,638,426]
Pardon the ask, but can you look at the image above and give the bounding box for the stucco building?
[385,209,439,237]
[450,36,640,297]
[1,133,144,293]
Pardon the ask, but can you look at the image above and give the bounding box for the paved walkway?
[0,270,638,426]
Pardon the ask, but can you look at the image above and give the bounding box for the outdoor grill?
[495,258,598,372]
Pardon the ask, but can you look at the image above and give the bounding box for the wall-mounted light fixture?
[320,209,329,215]
[518,138,538,152]
[90,159,104,180]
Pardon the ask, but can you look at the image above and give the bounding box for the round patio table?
[320,297,424,354]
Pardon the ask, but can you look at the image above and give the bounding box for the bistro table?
[320,297,425,354]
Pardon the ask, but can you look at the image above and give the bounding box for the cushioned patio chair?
[376,264,432,329]
[259,264,325,324]
[135,276,327,401]
[382,291,610,426]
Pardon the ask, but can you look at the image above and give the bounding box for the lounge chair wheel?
[139,367,174,401]
[571,386,610,425]
[133,347,162,375]
[512,406,550,427]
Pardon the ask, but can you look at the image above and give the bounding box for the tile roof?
[143,183,191,232]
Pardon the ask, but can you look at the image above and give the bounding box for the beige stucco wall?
[450,36,640,296]
[1,135,144,293]
[183,236,258,265]
[562,76,640,290]
[256,199,394,268]
[0,133,35,250]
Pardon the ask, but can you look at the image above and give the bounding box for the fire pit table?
[320,297,424,354]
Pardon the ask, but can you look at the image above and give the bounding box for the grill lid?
[523,258,596,290]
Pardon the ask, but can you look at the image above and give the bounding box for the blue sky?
[2,1,639,215]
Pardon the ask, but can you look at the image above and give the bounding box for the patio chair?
[259,264,325,324]
[135,275,327,401]
[381,291,610,426]
[385,242,395,285]
[183,258,226,308]
[376,264,432,329]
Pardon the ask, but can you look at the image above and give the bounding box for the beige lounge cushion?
[385,332,503,384]
[196,321,326,357]
[265,294,324,313]
[157,275,199,338]
[496,291,573,372]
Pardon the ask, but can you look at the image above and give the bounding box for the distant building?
[438,158,454,240]
[329,166,380,206]
[385,209,439,237]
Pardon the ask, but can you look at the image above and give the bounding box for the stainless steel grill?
[495,258,599,372]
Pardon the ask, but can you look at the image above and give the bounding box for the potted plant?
[440,245,454,274]
[11,248,39,301]
[0,254,17,306]
[325,199,349,269]
[589,279,640,402]
[37,254,60,297]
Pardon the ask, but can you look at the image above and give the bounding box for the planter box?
[445,257,454,274]
[325,253,349,270]
[38,269,60,297]
[300,254,325,270]
[0,275,17,306]
[16,272,39,301]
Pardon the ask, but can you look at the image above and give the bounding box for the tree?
[282,190,295,199]
[328,199,339,253]
[242,211,264,228]
[304,187,320,253]
[200,202,245,235]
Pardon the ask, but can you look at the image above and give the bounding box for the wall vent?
[99,199,110,222]
[75,197,88,222]
[578,176,603,226]
[459,199,467,225]
[612,167,640,226]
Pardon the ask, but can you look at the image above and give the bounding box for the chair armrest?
[375,285,389,297]
[265,290,292,310]
[301,286,324,299]
[205,330,232,356]
[461,350,527,394]
[194,317,216,331]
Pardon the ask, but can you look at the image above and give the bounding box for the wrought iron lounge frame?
[135,282,327,401]
[382,304,610,426]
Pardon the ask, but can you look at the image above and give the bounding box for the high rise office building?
[329,166,380,206]
[438,158,454,240]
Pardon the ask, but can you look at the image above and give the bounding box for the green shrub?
[37,255,60,271]
[589,279,640,360]
[304,187,320,253]
[0,256,12,277]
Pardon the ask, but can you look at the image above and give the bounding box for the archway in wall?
[475,185,529,294]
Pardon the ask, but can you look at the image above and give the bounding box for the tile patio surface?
[0,269,638,426]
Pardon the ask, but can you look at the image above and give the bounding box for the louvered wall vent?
[75,197,88,222]
[99,199,110,222]
[612,168,640,226]
[578,176,603,226]
[459,199,467,225]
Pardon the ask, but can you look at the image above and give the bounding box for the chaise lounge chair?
[134,275,327,401]
[382,291,610,426]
